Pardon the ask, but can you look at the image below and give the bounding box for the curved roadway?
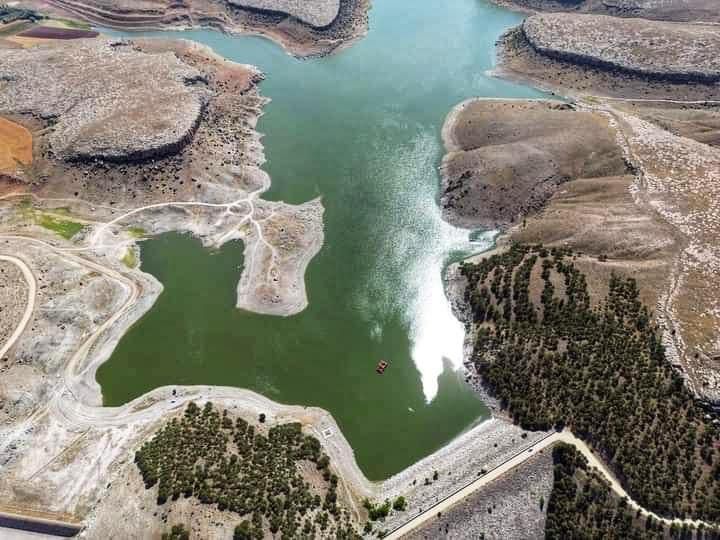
[0,255,36,359]
[387,431,712,539]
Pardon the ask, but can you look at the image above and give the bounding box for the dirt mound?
[0,39,207,162]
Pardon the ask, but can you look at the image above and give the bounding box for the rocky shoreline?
[24,0,371,57]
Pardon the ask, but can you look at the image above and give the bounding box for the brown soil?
[0,117,32,173]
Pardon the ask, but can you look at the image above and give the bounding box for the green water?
[97,0,546,480]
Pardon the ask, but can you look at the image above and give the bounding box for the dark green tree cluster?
[161,524,190,540]
[135,402,360,539]
[461,244,720,521]
[547,444,720,540]
[0,5,43,23]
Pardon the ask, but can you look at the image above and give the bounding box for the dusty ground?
[0,118,32,175]
[442,97,720,407]
[495,21,720,102]
[19,0,370,57]
[405,450,553,540]
[608,102,720,147]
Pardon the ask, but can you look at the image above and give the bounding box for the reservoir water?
[97,0,546,480]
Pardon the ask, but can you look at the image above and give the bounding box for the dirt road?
[388,431,712,539]
[0,254,36,359]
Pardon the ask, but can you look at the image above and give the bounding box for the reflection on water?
[98,0,546,479]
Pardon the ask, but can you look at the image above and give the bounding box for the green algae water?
[97,0,546,480]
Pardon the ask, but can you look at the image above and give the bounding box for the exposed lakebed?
[97,0,546,480]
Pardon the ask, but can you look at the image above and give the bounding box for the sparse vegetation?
[363,498,391,522]
[127,226,146,238]
[161,524,190,540]
[36,214,84,239]
[121,248,137,268]
[135,402,360,539]
[461,244,720,521]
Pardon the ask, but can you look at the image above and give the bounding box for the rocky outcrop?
[229,0,340,27]
[522,13,720,84]
[0,39,208,162]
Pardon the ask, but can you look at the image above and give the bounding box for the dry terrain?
[0,118,32,176]
[0,259,29,351]
[0,37,324,317]
[523,13,720,84]
[442,97,720,405]
[440,99,629,231]
[19,0,370,56]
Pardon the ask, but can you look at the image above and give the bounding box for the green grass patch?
[127,226,147,238]
[121,249,138,269]
[37,214,84,239]
[53,17,92,29]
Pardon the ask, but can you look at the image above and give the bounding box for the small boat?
[376,360,389,374]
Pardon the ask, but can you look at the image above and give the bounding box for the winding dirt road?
[0,254,36,359]
[388,431,713,539]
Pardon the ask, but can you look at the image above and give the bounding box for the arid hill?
[523,13,720,84]
[443,98,720,406]
[0,39,207,162]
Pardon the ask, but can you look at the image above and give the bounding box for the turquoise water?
[97,0,546,480]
